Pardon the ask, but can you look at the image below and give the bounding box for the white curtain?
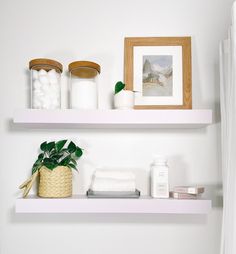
[219,2,236,254]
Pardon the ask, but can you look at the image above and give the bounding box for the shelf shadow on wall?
[202,183,223,208]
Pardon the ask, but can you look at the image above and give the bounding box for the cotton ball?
[56,72,60,80]
[33,89,44,99]
[33,80,42,90]
[51,83,59,90]
[51,84,60,96]
[47,88,56,99]
[33,95,44,110]
[39,75,50,85]
[32,94,42,109]
[46,92,59,108]
[48,69,59,84]
[48,85,60,102]
[41,84,51,95]
[33,89,43,100]
[38,69,47,76]
[41,97,51,109]
[32,70,39,80]
[38,69,50,85]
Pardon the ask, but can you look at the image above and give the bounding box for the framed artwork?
[124,37,192,109]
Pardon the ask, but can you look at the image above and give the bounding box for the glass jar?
[29,58,63,109]
[68,61,100,109]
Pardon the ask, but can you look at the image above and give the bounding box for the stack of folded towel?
[90,169,136,192]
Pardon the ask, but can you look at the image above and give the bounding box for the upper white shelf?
[15,195,211,214]
[13,109,212,129]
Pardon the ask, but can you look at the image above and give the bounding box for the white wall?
[0,0,233,253]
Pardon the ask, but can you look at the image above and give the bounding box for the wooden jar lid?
[29,58,63,72]
[68,61,100,78]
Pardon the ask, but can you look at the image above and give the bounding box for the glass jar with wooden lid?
[68,61,100,109]
[29,58,63,109]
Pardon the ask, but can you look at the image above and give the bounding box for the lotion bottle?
[151,155,169,198]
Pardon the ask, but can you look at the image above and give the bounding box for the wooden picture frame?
[124,37,192,109]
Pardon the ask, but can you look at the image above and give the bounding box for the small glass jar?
[68,61,100,109]
[29,58,63,109]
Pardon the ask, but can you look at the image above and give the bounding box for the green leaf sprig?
[115,81,138,94]
[115,81,126,94]
[32,140,83,174]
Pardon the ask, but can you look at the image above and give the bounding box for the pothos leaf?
[75,147,83,158]
[32,160,42,174]
[60,155,71,166]
[115,81,125,94]
[32,165,40,174]
[38,153,44,160]
[51,154,63,161]
[70,158,77,165]
[55,140,67,152]
[68,141,76,153]
[40,141,47,152]
[47,141,55,152]
[68,163,77,171]
[44,163,57,170]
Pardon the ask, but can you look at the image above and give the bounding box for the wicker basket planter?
[38,166,72,198]
[19,140,83,198]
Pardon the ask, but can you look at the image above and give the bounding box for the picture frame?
[124,37,192,109]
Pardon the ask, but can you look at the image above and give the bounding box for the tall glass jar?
[29,58,63,109]
[68,61,100,109]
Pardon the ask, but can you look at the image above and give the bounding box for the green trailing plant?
[32,140,83,174]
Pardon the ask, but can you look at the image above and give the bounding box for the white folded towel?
[93,169,135,180]
[90,178,136,192]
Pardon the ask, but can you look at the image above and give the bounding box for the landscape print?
[143,55,173,96]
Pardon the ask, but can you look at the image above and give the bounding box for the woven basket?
[38,166,72,198]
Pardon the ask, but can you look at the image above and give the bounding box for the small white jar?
[68,61,100,109]
[151,155,169,198]
[29,58,62,109]
[114,90,134,109]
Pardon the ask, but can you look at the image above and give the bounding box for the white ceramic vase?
[114,90,134,109]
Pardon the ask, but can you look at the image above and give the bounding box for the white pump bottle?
[151,155,169,198]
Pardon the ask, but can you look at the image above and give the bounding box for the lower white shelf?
[15,195,211,214]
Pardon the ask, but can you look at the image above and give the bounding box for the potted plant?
[19,140,83,198]
[114,81,134,109]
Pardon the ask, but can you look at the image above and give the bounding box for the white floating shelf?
[13,109,212,129]
[15,195,211,214]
